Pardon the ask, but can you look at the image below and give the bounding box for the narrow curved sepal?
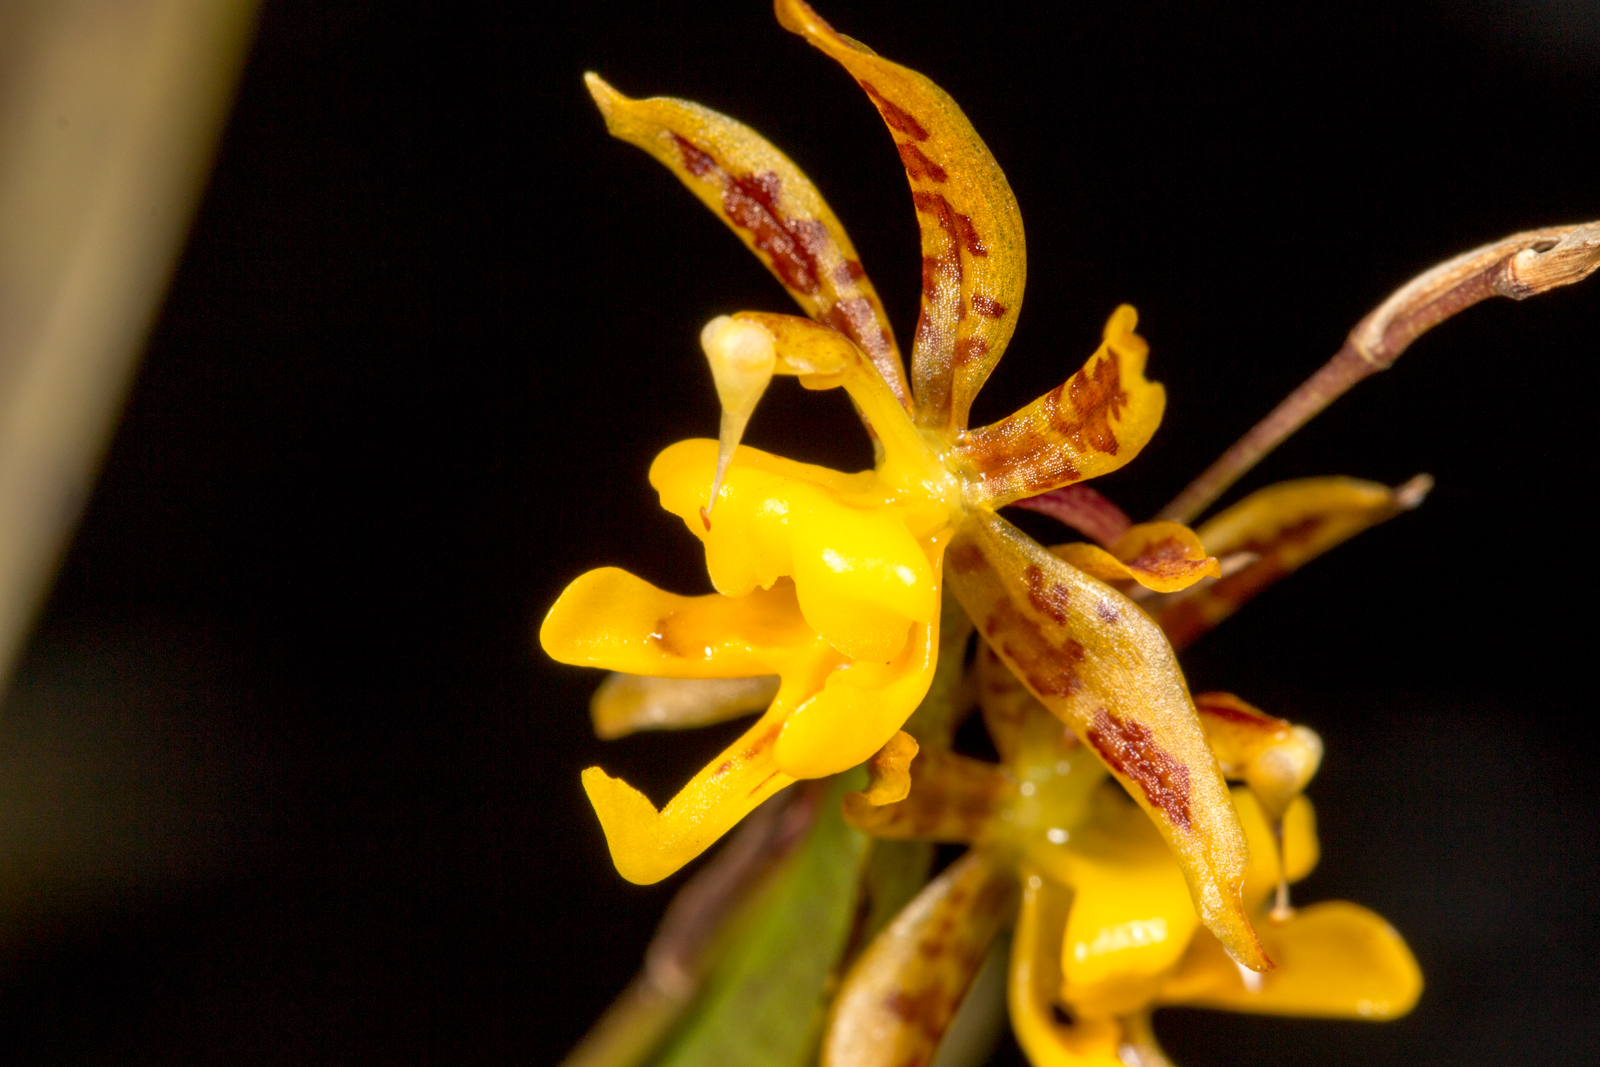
[956,307,1165,507]
[1052,521,1220,594]
[1159,901,1422,1019]
[822,851,1015,1067]
[945,509,1268,972]
[1157,475,1429,649]
[776,0,1025,433]
[584,73,909,404]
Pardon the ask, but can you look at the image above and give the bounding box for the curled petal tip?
[1393,473,1432,509]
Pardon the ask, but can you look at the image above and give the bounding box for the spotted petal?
[777,0,1025,433]
[956,307,1166,508]
[822,851,1015,1067]
[1157,475,1429,649]
[1052,521,1219,594]
[945,509,1268,971]
[584,74,909,404]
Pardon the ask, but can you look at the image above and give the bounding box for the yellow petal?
[856,730,920,805]
[1009,872,1129,1067]
[1045,787,1202,1019]
[581,708,796,884]
[775,614,941,778]
[1157,475,1429,649]
[956,307,1166,507]
[583,73,909,404]
[823,851,1015,1067]
[1052,521,1220,594]
[1159,901,1422,1019]
[945,510,1268,972]
[1231,787,1320,915]
[843,746,1014,842]
[1195,693,1324,821]
[776,0,1025,433]
[651,440,938,663]
[540,565,824,678]
[723,312,959,504]
[590,673,779,739]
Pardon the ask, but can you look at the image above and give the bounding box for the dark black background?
[0,0,1596,1063]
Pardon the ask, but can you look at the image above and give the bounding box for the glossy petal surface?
[585,74,908,403]
[945,510,1266,972]
[957,307,1165,507]
[777,0,1025,432]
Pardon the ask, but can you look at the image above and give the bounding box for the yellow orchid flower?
[539,0,1275,969]
[826,652,1420,1067]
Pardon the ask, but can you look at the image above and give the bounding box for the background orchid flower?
[543,0,1270,971]
[828,665,1420,1067]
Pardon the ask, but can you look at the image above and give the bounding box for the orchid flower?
[548,4,1598,1067]
[827,633,1420,1067]
[540,0,1276,970]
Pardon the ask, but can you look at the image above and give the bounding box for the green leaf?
[651,771,870,1067]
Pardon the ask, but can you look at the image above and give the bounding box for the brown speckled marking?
[668,134,900,391]
[1022,565,1071,623]
[946,542,985,575]
[953,336,989,366]
[912,192,987,257]
[859,80,931,140]
[970,293,1007,318]
[740,723,783,762]
[1194,696,1280,729]
[1086,708,1192,829]
[746,769,781,796]
[713,759,735,777]
[985,599,1084,699]
[1095,601,1119,624]
[1053,353,1128,454]
[896,141,948,183]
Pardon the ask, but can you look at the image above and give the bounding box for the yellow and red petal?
[1157,475,1429,649]
[843,746,1014,843]
[956,307,1166,508]
[776,0,1025,433]
[581,706,796,884]
[1052,521,1220,594]
[590,673,779,739]
[1195,693,1324,820]
[1159,901,1421,1019]
[583,74,908,403]
[823,850,1015,1067]
[945,510,1268,972]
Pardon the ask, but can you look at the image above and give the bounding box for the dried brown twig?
[1158,222,1600,525]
